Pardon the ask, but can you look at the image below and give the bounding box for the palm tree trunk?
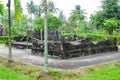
[43,0,49,73]
[8,0,13,62]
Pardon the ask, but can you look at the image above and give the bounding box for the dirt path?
[0,46,120,70]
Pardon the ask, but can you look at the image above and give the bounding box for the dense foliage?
[103,18,119,35]
[90,0,120,35]
[59,5,88,35]
[0,36,14,43]
[1,0,120,42]
[34,14,62,31]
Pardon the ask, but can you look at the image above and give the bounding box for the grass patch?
[0,66,34,80]
[0,56,120,80]
[78,67,120,80]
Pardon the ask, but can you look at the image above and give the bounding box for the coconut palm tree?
[35,0,58,17]
[7,0,23,62]
[26,0,37,27]
[34,4,43,17]
[27,0,59,17]
[47,0,59,14]
[68,5,87,35]
[71,5,87,20]
[26,0,37,16]
[43,0,49,73]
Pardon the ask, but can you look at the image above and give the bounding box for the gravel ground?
[0,46,120,70]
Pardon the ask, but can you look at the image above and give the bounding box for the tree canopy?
[90,0,120,34]
[34,14,62,31]
[103,18,118,35]
[26,0,37,16]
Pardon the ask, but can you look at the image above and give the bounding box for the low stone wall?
[31,31,118,58]
[33,30,61,41]
[14,36,32,42]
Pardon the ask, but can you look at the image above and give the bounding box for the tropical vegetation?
[1,0,120,36]
[0,0,120,79]
[90,0,120,35]
[0,1,5,15]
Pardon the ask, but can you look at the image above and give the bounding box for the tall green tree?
[71,5,86,20]
[90,11,104,30]
[66,5,87,35]
[68,13,80,33]
[103,18,118,35]
[34,14,62,31]
[90,0,120,34]
[101,0,120,19]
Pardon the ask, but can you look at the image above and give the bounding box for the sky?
[2,0,101,20]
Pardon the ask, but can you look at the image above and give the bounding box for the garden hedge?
[0,36,14,43]
[78,33,120,44]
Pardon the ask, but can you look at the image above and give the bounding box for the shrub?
[77,33,120,44]
[0,36,14,43]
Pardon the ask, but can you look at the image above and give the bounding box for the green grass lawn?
[77,65,120,80]
[0,56,120,80]
[0,66,34,80]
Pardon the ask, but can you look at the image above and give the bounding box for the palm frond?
[14,0,23,21]
[0,1,5,15]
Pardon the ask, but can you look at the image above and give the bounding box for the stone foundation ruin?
[31,30,118,59]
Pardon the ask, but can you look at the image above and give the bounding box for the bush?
[77,33,120,44]
[0,36,14,43]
